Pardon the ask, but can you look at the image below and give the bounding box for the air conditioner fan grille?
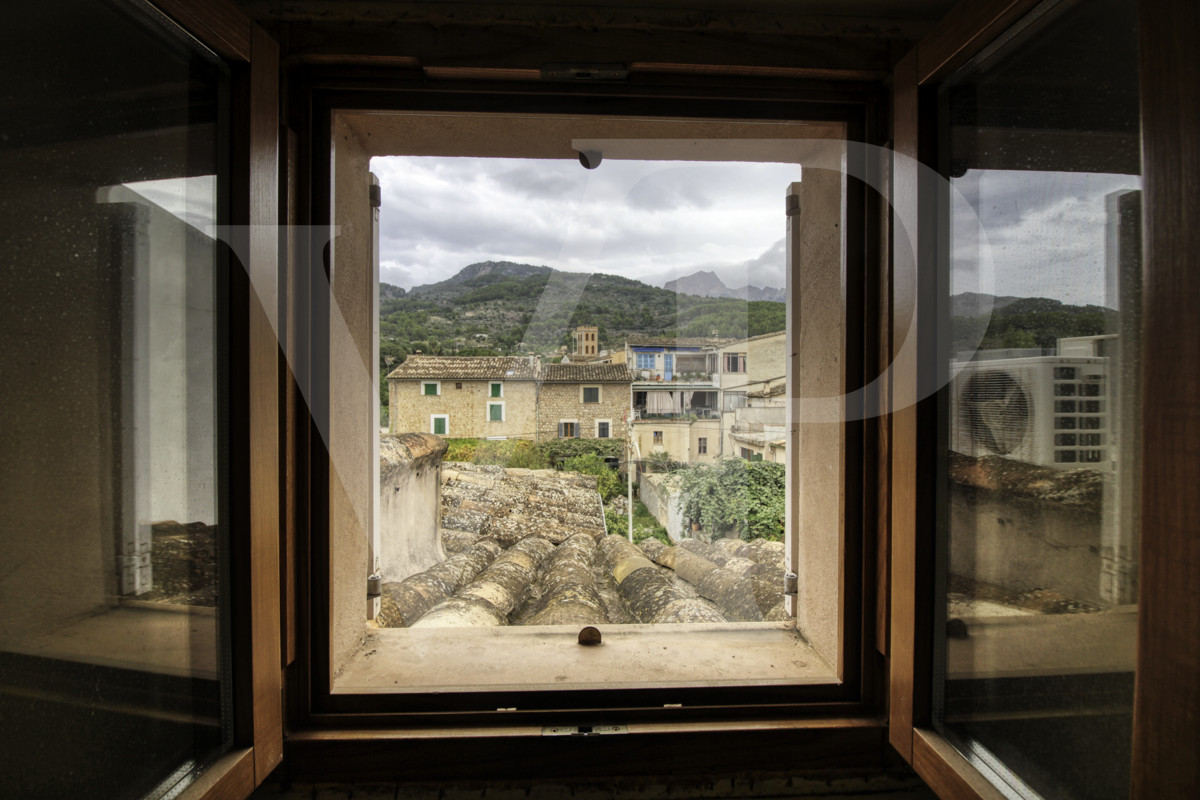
[961,370,1031,456]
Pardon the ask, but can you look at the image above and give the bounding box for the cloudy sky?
[371,155,799,292]
[116,159,1141,310]
[949,169,1141,308]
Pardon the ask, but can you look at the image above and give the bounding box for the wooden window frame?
[140,0,284,798]
[886,0,1200,797]
[284,67,885,774]
[141,0,1200,793]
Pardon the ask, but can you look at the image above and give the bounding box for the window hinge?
[784,572,798,597]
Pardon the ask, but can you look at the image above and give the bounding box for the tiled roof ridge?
[387,354,539,380]
[542,363,632,382]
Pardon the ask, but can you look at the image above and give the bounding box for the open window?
[310,89,870,720]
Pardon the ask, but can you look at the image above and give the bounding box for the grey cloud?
[371,155,800,290]
[949,169,1140,306]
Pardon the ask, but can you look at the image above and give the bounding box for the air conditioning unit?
[950,357,1110,469]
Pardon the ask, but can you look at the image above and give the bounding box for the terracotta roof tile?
[542,363,632,383]
[387,355,539,380]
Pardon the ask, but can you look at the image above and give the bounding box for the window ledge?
[334,621,833,693]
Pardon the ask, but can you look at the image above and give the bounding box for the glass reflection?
[0,3,230,798]
[937,0,1140,798]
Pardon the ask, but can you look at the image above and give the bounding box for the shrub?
[674,458,785,541]
[443,438,478,462]
[473,439,549,469]
[562,452,623,501]
[603,504,628,538]
[540,437,624,465]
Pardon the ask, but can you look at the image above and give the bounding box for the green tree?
[674,458,785,541]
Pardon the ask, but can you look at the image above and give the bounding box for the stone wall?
[537,381,629,441]
[378,434,447,584]
[949,453,1110,605]
[390,378,538,440]
[639,472,687,541]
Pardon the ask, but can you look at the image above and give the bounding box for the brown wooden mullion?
[1130,0,1200,795]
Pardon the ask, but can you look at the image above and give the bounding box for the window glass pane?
[937,1,1140,797]
[583,387,599,403]
[0,2,232,797]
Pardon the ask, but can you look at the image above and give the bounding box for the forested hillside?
[378,260,786,369]
[950,296,1114,356]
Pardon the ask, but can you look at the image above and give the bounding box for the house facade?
[387,355,539,440]
[720,331,788,461]
[538,363,632,441]
[627,336,725,463]
[388,356,632,443]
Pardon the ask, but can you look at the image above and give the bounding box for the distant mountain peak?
[664,270,784,303]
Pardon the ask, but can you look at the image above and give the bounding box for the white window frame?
[697,437,708,454]
[581,385,601,403]
[489,381,503,398]
[431,414,449,435]
[635,352,655,370]
[422,381,441,396]
[487,401,505,423]
[596,419,612,438]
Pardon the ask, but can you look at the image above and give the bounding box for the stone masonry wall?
[537,382,629,441]
[390,379,538,440]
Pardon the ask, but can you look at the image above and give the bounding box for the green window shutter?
[423,383,437,396]
[583,387,599,403]
[489,404,502,422]
[490,383,501,397]
[433,417,446,435]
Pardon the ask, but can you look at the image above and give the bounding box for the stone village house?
[387,355,540,440]
[387,355,632,441]
[537,363,631,441]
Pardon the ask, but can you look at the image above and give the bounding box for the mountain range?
[663,270,785,302]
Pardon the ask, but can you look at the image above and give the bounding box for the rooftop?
[387,355,539,380]
[626,336,737,349]
[375,462,788,631]
[542,363,632,383]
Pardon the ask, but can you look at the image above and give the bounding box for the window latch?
[540,64,628,81]
[542,724,628,737]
